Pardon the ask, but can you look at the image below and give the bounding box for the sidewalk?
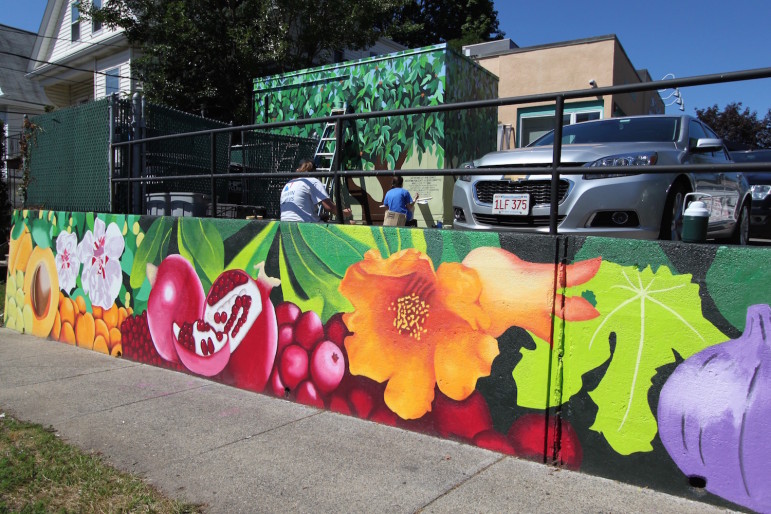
[0,328,737,513]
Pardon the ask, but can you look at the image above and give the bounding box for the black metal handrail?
[111,66,771,233]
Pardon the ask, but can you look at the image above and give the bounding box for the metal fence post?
[108,94,116,213]
[210,132,217,217]
[550,96,565,235]
[131,93,143,214]
[334,116,344,223]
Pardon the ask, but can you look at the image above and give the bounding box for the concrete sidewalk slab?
[0,343,133,389]
[0,360,206,424]
[151,410,501,513]
[422,454,719,514]
[55,382,319,473]
[0,329,738,513]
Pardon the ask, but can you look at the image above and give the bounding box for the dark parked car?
[730,149,771,239]
[452,115,752,244]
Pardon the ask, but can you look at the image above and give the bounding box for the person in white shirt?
[280,159,351,222]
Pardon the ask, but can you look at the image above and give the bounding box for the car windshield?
[530,117,681,146]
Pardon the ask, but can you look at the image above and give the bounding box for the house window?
[518,103,603,147]
[71,4,80,41]
[105,68,120,96]
[92,0,102,32]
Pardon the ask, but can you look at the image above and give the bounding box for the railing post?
[127,135,133,215]
[210,132,217,218]
[334,116,344,223]
[108,94,115,213]
[550,96,565,235]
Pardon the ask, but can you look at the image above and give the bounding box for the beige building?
[463,35,664,148]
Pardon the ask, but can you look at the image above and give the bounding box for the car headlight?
[751,184,771,201]
[584,152,658,179]
[458,161,475,181]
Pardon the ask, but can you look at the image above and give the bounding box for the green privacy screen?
[27,99,111,212]
[27,98,230,214]
[253,43,499,226]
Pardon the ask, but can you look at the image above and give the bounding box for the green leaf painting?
[177,218,225,292]
[29,217,51,249]
[278,222,360,321]
[227,221,279,278]
[253,45,496,171]
[130,217,173,289]
[514,262,727,455]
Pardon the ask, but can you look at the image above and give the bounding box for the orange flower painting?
[339,249,499,420]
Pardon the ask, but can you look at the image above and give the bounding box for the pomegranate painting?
[658,304,771,512]
[146,255,205,363]
[146,256,279,389]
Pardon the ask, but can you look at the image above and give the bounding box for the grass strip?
[0,410,204,513]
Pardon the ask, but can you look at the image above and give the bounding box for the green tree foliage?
[695,102,771,150]
[386,0,505,50]
[81,0,406,123]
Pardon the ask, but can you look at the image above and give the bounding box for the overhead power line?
[0,49,139,82]
[0,63,94,85]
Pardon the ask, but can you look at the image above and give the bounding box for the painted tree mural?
[253,44,498,223]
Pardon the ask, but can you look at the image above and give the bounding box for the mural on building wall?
[252,44,497,223]
[5,208,771,513]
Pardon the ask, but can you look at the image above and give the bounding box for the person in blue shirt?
[383,175,419,226]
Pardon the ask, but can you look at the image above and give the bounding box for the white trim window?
[519,108,603,147]
[71,3,81,41]
[92,0,103,33]
[105,68,120,96]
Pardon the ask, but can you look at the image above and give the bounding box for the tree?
[695,102,771,150]
[386,0,505,50]
[82,0,407,123]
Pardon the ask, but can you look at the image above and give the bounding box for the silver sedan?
[452,115,751,244]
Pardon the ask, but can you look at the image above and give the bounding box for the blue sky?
[2,0,769,116]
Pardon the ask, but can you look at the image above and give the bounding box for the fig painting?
[5,208,770,513]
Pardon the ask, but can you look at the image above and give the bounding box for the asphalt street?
[0,329,740,513]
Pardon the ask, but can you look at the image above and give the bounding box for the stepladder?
[314,106,353,221]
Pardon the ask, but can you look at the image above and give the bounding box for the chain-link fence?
[231,131,317,219]
[22,96,318,219]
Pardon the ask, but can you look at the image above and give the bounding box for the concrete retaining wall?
[5,209,770,512]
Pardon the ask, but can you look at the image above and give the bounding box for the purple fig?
[658,304,771,512]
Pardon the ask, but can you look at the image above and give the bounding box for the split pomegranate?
[172,319,230,377]
[213,265,279,392]
[146,255,205,363]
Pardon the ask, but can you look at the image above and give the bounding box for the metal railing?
[111,66,771,234]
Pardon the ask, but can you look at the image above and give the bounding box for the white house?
[26,0,405,111]
[0,24,50,190]
[26,0,139,107]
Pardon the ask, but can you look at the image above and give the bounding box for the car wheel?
[729,202,750,245]
[659,183,688,241]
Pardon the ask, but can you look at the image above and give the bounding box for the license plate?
[492,194,530,215]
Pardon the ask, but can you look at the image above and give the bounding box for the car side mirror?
[692,138,724,153]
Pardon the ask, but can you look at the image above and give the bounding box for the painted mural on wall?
[252,44,497,223]
[5,208,771,513]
